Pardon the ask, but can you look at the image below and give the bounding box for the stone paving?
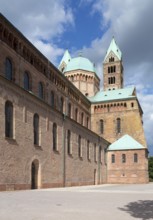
[0,183,153,220]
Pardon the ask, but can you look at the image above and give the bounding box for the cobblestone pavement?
[0,183,153,220]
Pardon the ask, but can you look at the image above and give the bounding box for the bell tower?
[103,37,124,91]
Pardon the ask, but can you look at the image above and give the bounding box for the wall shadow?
[119,200,153,220]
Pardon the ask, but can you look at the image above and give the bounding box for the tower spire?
[103,38,123,91]
[58,50,71,73]
[104,37,122,62]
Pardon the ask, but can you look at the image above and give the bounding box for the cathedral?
[0,13,148,191]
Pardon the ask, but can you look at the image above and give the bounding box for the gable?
[104,51,120,63]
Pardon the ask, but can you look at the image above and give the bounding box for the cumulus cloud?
[80,0,153,78]
[0,0,74,64]
[33,40,64,64]
[80,0,153,154]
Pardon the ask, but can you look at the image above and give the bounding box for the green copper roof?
[64,56,96,73]
[108,134,145,151]
[88,86,135,103]
[104,37,122,61]
[59,50,71,67]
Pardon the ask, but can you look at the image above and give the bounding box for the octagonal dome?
[64,56,95,73]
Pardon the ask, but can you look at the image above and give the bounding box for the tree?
[148,157,153,181]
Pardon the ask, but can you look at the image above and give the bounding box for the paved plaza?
[0,183,153,220]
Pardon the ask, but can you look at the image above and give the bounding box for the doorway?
[31,159,39,189]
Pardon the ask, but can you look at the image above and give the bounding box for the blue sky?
[1,0,153,155]
[57,1,104,50]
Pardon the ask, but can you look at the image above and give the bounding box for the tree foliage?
[148,156,153,181]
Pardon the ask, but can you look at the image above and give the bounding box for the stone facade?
[89,38,147,147]
[107,149,148,184]
[103,52,123,91]
[64,69,100,97]
[90,98,146,147]
[0,13,109,191]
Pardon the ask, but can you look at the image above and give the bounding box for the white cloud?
[0,0,74,63]
[33,40,64,65]
[80,0,153,154]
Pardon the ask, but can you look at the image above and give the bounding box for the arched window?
[86,117,89,128]
[111,154,115,163]
[60,97,64,113]
[5,101,13,138]
[5,58,12,80]
[75,108,78,121]
[68,103,71,118]
[100,119,104,134]
[109,57,114,62]
[94,144,97,162]
[122,154,126,163]
[108,67,110,73]
[67,130,71,155]
[117,118,121,133]
[33,114,39,145]
[51,91,54,107]
[124,103,127,107]
[108,66,116,74]
[24,72,30,91]
[87,140,90,160]
[81,112,84,125]
[38,82,43,99]
[107,105,110,112]
[53,123,57,151]
[113,77,116,84]
[111,66,113,73]
[99,145,102,163]
[78,135,82,158]
[134,153,138,163]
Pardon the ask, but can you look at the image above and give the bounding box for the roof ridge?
[88,86,136,102]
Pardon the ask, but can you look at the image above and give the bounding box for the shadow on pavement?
[119,200,153,220]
